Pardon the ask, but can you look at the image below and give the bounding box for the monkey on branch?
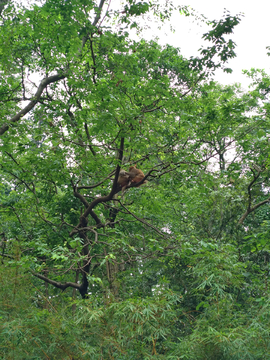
[117,164,147,192]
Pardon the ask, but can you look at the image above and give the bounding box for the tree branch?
[92,0,106,26]
[238,167,266,225]
[31,271,81,291]
[238,197,270,225]
[0,73,66,135]
[70,138,125,235]
[120,202,168,238]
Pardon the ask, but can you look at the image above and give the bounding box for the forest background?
[1,0,270,359]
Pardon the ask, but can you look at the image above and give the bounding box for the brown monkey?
[129,165,147,186]
[116,79,123,87]
[117,169,131,191]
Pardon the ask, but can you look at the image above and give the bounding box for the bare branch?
[238,167,268,225]
[31,271,81,291]
[0,73,66,135]
[92,0,106,26]
[77,171,115,189]
[238,197,270,225]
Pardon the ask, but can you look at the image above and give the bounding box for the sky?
[144,0,270,89]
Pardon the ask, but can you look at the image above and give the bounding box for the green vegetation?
[1,1,270,359]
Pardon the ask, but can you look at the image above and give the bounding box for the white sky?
[144,1,270,89]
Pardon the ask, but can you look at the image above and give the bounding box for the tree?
[2,1,270,359]
[0,0,241,296]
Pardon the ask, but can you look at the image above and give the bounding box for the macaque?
[117,165,147,194]
[116,79,123,87]
[117,169,131,191]
[129,165,147,186]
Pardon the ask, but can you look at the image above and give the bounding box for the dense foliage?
[1,0,270,359]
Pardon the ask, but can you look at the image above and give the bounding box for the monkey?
[128,165,147,186]
[117,169,131,191]
[117,165,147,193]
[116,79,123,87]
[110,166,147,226]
